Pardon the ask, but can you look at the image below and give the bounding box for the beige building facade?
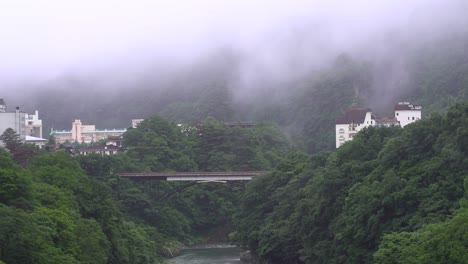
[51,119,127,144]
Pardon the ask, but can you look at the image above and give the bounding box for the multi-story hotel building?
[336,102,422,148]
[51,119,127,144]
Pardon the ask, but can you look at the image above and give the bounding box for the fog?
[1,0,467,129]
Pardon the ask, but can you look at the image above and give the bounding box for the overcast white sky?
[0,0,464,84]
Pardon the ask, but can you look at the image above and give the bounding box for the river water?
[166,245,242,264]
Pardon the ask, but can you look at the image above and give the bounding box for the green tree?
[0,128,22,152]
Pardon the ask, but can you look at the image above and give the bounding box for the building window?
[408,117,410,120]
[339,128,345,133]
[371,121,373,125]
[396,113,399,116]
[339,136,345,141]
[412,117,415,120]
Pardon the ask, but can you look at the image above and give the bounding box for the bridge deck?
[119,171,269,181]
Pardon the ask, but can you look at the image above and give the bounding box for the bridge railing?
[118,171,270,181]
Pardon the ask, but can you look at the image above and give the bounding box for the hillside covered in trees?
[1,103,466,263]
[233,103,468,263]
[8,22,467,154]
[0,119,289,263]
[1,1,467,263]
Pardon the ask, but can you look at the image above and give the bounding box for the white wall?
[395,110,421,127]
[336,124,349,148]
[0,112,26,141]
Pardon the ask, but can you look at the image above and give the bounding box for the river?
[166,245,242,264]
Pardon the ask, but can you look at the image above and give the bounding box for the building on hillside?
[78,145,123,155]
[132,119,144,128]
[335,108,375,148]
[25,110,43,138]
[336,102,422,148]
[394,102,422,127]
[0,99,45,145]
[224,122,256,129]
[374,117,400,127]
[0,99,26,142]
[51,119,127,144]
[106,136,123,147]
[25,135,47,149]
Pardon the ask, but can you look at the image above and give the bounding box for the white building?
[132,119,144,128]
[25,135,47,149]
[394,102,422,127]
[25,110,43,138]
[336,102,422,148]
[335,108,375,148]
[0,100,26,141]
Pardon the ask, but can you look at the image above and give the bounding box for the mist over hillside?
[1,0,467,152]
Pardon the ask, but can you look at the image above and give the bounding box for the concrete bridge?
[119,171,269,182]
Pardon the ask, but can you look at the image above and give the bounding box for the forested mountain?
[1,7,467,262]
[0,118,290,263]
[233,103,468,263]
[9,28,467,153]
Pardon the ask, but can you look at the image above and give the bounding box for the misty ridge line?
[1,0,467,153]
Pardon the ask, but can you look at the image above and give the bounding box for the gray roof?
[336,108,371,124]
[394,103,422,111]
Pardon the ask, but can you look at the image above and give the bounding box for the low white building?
[25,135,47,149]
[78,145,123,155]
[394,102,422,127]
[336,102,422,148]
[132,119,144,128]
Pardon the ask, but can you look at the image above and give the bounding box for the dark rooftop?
[394,102,422,111]
[336,108,371,124]
[80,145,122,152]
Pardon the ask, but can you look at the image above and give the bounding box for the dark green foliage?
[0,128,22,152]
[0,151,167,263]
[234,103,468,263]
[124,116,198,172]
[0,128,42,166]
[117,118,290,244]
[374,209,468,264]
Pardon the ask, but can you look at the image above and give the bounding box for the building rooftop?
[82,129,127,134]
[80,145,122,152]
[223,122,255,128]
[336,108,371,124]
[50,130,72,135]
[25,135,47,141]
[394,102,423,111]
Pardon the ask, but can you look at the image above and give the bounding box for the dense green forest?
[0,118,289,263]
[233,103,468,263]
[2,104,467,263]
